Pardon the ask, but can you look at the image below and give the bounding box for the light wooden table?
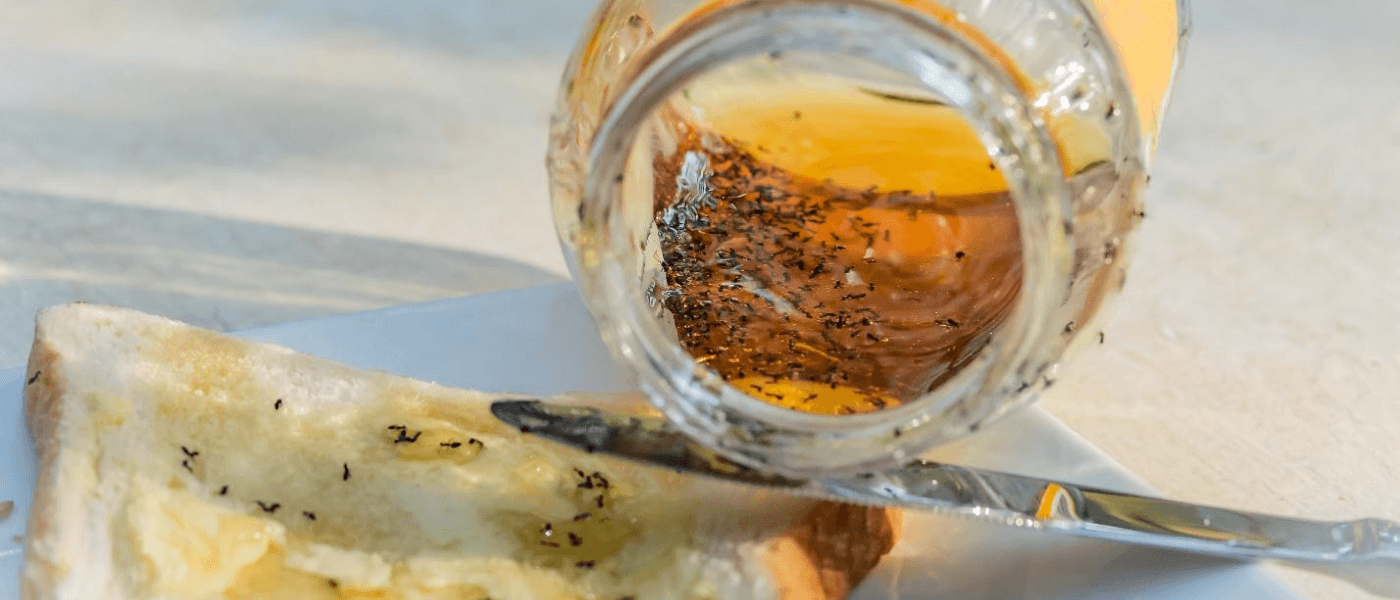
[2,1,1396,597]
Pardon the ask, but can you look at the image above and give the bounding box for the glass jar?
[548,0,1188,476]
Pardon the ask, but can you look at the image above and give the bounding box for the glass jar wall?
[548,0,1187,476]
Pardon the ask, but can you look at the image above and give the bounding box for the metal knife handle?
[835,461,1400,597]
[492,399,1400,597]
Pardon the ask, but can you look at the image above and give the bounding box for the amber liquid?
[652,86,1024,415]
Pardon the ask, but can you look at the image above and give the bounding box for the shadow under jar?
[548,0,1188,476]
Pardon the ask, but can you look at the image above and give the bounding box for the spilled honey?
[502,468,640,571]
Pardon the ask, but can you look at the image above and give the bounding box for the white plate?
[0,283,1302,599]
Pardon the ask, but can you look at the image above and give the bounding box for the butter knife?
[491,399,1400,597]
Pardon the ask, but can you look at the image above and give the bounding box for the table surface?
[2,1,1396,598]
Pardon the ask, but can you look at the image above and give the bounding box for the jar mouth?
[577,0,1075,476]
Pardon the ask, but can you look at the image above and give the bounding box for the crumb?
[0,500,13,521]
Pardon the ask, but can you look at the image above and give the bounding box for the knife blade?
[490,399,1400,597]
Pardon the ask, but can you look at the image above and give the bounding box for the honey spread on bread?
[21,304,899,600]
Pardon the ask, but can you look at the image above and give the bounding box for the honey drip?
[653,91,1023,415]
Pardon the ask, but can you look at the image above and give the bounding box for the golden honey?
[653,86,1022,414]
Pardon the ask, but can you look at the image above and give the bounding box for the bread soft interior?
[22,304,898,600]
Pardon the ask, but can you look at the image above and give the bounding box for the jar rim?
[575,0,1079,476]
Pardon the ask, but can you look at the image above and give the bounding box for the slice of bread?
[21,304,898,600]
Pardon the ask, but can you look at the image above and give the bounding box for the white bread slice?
[21,304,898,600]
